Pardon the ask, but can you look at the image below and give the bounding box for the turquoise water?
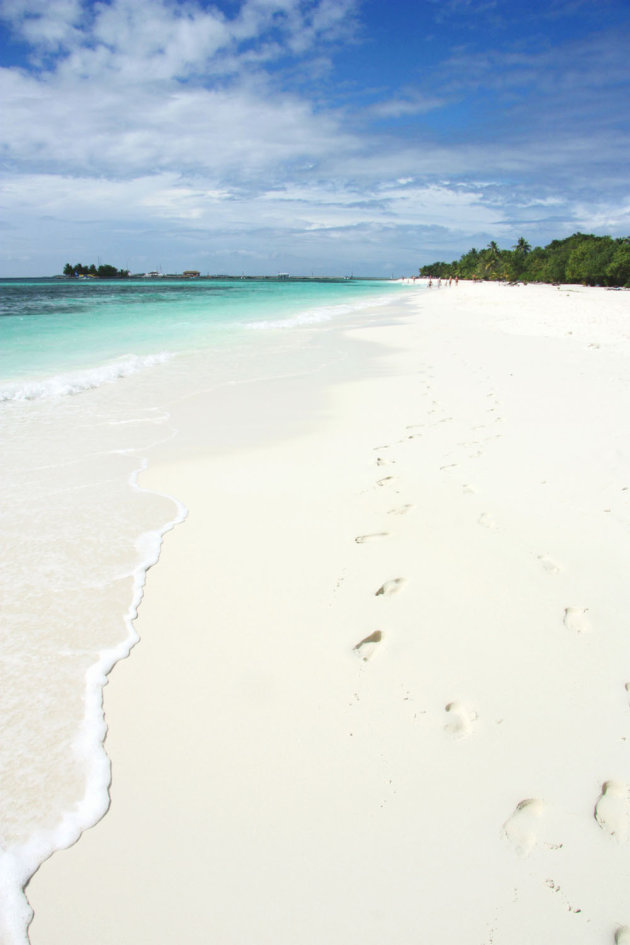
[0,278,398,392]
[0,276,407,943]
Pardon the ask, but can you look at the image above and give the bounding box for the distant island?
[420,232,630,287]
[63,263,130,279]
[59,267,366,282]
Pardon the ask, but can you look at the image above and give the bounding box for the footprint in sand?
[563,607,591,634]
[538,554,563,574]
[375,577,406,597]
[443,701,477,739]
[353,630,382,661]
[502,798,546,856]
[478,512,496,529]
[594,781,630,842]
[388,504,413,516]
[355,532,389,544]
[615,927,630,945]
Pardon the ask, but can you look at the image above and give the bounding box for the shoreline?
[26,282,630,944]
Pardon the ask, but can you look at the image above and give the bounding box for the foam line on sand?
[26,282,630,944]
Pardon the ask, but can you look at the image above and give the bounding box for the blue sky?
[1,0,628,276]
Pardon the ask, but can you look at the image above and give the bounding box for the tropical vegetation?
[63,262,130,279]
[419,233,630,287]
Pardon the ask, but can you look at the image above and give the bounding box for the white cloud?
[369,93,445,119]
[83,0,232,82]
[0,0,83,50]
[0,0,627,275]
[0,168,503,240]
[1,0,359,80]
[573,201,630,233]
[0,64,354,176]
[0,0,362,183]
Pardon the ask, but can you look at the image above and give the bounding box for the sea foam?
[0,352,172,402]
[0,463,187,945]
[246,294,395,330]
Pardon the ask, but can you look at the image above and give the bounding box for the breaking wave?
[0,353,173,402]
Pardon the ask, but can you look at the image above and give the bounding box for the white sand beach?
[25,282,630,944]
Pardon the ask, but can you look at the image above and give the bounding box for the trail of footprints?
[351,430,408,662]
[351,421,479,746]
[418,380,595,641]
[346,389,627,930]
[502,778,630,856]
[350,401,596,706]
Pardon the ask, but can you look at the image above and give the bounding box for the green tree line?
[63,262,130,279]
[419,233,630,287]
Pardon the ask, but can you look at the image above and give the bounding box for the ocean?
[0,276,407,942]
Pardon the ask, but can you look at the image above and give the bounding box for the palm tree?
[510,237,532,281]
[483,241,501,279]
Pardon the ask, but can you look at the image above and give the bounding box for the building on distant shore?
[183,270,201,278]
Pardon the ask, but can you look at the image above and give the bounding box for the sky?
[1,0,629,277]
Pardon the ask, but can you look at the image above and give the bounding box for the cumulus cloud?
[0,0,361,180]
[0,68,352,176]
[1,0,358,79]
[0,0,84,51]
[0,0,628,275]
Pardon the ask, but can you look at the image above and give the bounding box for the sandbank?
[26,281,630,944]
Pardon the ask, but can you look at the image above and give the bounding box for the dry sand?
[26,282,630,944]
